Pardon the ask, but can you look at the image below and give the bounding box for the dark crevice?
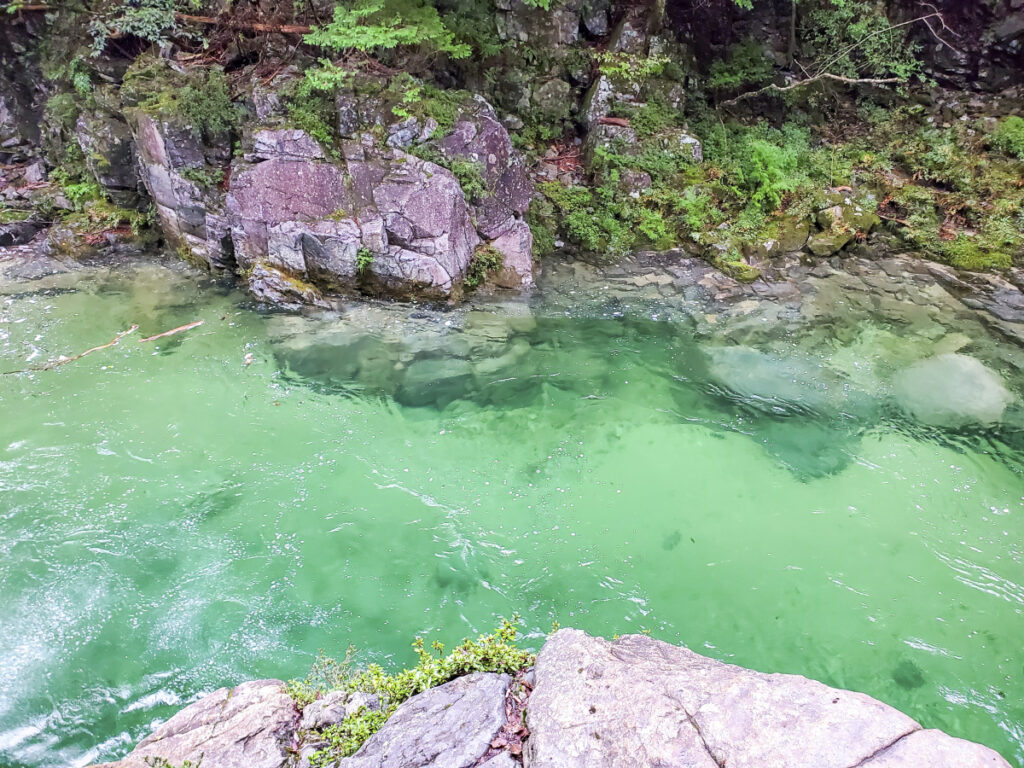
[846,726,921,768]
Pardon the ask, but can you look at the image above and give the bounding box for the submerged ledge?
[91,628,1010,768]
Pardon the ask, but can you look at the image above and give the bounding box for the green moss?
[288,619,533,766]
[123,57,241,139]
[944,235,1011,271]
[464,245,503,288]
[0,208,34,224]
[179,166,225,188]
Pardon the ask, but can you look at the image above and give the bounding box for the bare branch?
[720,73,902,107]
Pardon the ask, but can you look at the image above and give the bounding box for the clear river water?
[1,255,1022,767]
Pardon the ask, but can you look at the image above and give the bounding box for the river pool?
[1,255,1022,767]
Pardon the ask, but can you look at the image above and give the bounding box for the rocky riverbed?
[92,629,1011,768]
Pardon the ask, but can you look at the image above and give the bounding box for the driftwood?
[1,325,138,375]
[138,319,204,343]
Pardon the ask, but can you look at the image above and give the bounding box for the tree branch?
[173,13,311,34]
[720,73,902,107]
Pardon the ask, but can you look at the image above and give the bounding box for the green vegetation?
[288,619,532,765]
[464,245,503,288]
[707,41,773,94]
[801,0,924,82]
[179,166,225,188]
[123,58,240,138]
[991,116,1024,160]
[356,247,375,273]
[88,0,180,56]
[304,0,470,61]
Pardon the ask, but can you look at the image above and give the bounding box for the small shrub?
[464,245,503,288]
[707,40,773,93]
[179,166,225,188]
[356,247,375,273]
[291,619,533,765]
[595,51,669,83]
[991,116,1024,160]
[304,0,470,60]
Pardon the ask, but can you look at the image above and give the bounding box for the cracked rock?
[523,629,1011,768]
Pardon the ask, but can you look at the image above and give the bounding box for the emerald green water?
[1,259,1022,767]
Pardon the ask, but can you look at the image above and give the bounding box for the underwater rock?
[893,353,1014,427]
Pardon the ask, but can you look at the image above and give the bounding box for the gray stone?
[439,100,534,242]
[862,729,1012,767]
[248,262,330,309]
[252,129,326,161]
[893,353,1014,427]
[76,108,141,204]
[524,630,1011,768]
[301,690,351,731]
[97,680,298,768]
[396,357,476,407]
[368,154,480,295]
[530,79,573,123]
[339,672,510,768]
[488,218,535,289]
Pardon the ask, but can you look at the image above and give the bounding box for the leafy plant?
[291,619,533,765]
[356,248,375,273]
[595,51,669,83]
[304,0,470,60]
[88,0,179,56]
[801,0,924,82]
[991,116,1024,160]
[464,245,503,288]
[707,40,773,93]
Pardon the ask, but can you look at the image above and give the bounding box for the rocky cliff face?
[92,629,1011,768]
[94,59,537,307]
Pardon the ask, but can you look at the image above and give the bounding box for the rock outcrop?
[523,630,1010,768]
[118,60,535,306]
[91,630,1011,768]
[93,680,299,768]
[335,672,511,768]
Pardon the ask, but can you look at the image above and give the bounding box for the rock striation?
[92,629,1011,768]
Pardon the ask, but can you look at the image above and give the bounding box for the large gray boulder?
[94,679,299,768]
[336,672,511,768]
[524,629,1011,768]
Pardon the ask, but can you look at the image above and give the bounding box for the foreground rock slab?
[94,680,298,768]
[523,629,1011,768]
[336,672,511,768]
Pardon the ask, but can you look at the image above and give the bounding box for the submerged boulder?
[893,353,1014,427]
